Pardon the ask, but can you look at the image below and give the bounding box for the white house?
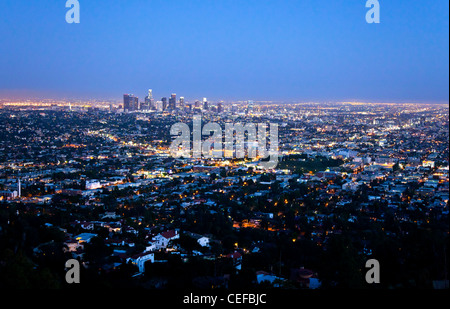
[152,230,180,249]
[145,242,157,252]
[127,252,154,273]
[197,236,210,247]
[152,234,169,249]
[85,180,102,190]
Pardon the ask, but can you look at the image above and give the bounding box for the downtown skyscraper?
[123,94,139,112]
[169,93,177,110]
[143,89,154,111]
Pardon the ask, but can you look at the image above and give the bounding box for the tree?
[84,237,112,263]
[318,234,365,288]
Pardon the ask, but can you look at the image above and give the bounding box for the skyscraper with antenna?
[144,89,154,110]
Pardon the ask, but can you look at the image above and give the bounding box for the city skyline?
[0,0,449,103]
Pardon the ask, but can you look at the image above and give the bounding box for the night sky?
[0,0,448,103]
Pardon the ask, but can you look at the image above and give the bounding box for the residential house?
[127,252,154,273]
[152,229,180,249]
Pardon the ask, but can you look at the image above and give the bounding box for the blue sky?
[0,0,448,103]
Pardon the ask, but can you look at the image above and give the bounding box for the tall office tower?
[123,94,130,111]
[161,97,168,111]
[217,102,224,113]
[144,89,154,110]
[149,89,155,108]
[133,96,139,111]
[179,96,185,109]
[202,98,208,111]
[124,94,139,112]
[123,94,133,112]
[169,93,177,110]
[193,100,201,113]
[156,101,163,112]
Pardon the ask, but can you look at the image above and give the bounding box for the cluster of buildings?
[0,101,448,288]
[122,89,224,114]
